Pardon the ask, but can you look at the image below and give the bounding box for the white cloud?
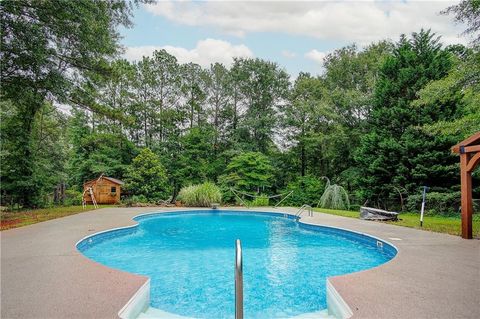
[305,49,327,65]
[124,38,253,67]
[124,45,160,61]
[144,0,466,45]
[281,50,296,58]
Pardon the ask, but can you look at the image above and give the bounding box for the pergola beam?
[463,145,480,154]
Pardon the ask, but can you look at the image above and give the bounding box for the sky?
[120,0,466,77]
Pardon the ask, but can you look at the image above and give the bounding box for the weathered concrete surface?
[300,212,480,319]
[1,207,156,319]
[1,207,479,319]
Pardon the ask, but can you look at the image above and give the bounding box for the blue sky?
[120,1,465,77]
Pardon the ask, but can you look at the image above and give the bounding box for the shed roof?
[103,176,124,185]
[84,176,124,186]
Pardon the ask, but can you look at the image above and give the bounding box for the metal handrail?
[235,239,243,319]
[296,204,313,218]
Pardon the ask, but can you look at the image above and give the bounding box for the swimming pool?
[78,210,396,319]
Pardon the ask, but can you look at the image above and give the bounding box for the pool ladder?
[296,204,313,218]
[235,239,243,319]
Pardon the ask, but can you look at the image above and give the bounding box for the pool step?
[289,309,337,319]
[137,307,194,319]
[137,307,336,319]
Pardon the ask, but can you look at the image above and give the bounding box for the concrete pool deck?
[1,207,479,319]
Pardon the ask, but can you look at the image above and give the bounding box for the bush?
[178,182,222,207]
[220,152,274,194]
[250,195,269,206]
[122,195,149,207]
[349,204,362,212]
[64,189,83,206]
[280,175,325,206]
[124,148,171,202]
[405,191,461,216]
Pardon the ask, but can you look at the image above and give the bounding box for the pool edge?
[76,208,398,319]
[118,279,151,319]
[326,279,353,319]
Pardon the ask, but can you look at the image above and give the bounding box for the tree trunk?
[16,95,43,207]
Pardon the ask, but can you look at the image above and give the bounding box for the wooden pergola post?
[452,132,480,239]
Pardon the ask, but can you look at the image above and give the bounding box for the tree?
[442,0,480,45]
[282,73,330,177]
[356,30,460,208]
[414,46,480,138]
[124,148,170,201]
[182,63,208,128]
[206,63,232,153]
[0,0,145,206]
[221,152,274,194]
[167,127,216,193]
[1,101,68,207]
[233,58,290,153]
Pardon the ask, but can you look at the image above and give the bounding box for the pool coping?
[1,206,479,319]
[76,209,397,319]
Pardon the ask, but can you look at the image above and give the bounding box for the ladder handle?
[235,239,243,319]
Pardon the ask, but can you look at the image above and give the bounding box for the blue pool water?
[78,210,396,319]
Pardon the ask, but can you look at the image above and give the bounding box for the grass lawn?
[1,205,115,231]
[312,207,480,237]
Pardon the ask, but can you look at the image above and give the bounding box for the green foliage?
[2,0,476,219]
[414,47,480,139]
[356,29,461,209]
[281,175,325,206]
[178,182,222,207]
[442,0,480,45]
[67,110,138,189]
[250,195,270,207]
[122,195,149,207]
[124,148,170,201]
[0,0,144,207]
[64,190,83,206]
[232,58,290,153]
[221,152,274,194]
[405,192,462,216]
[1,102,68,207]
[317,178,351,210]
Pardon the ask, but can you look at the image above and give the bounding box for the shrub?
[280,175,325,206]
[250,195,269,206]
[122,195,149,207]
[220,152,274,194]
[124,148,171,201]
[317,177,350,210]
[178,182,222,207]
[405,191,461,216]
[64,189,83,206]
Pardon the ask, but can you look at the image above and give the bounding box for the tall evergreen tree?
[356,30,460,208]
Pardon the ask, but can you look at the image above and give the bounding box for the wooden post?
[453,132,480,239]
[460,153,473,239]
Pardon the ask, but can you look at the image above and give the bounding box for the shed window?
[111,186,117,193]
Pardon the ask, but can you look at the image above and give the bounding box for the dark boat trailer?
[360,207,398,221]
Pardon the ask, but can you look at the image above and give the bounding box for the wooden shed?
[83,175,124,205]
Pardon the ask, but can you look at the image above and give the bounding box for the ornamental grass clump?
[178,182,222,207]
[317,177,350,210]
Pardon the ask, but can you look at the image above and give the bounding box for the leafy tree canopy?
[124,148,170,201]
[221,152,275,194]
